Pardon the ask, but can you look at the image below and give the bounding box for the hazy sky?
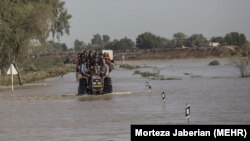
[60,0,250,47]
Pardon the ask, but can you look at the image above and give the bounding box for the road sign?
[7,64,18,75]
[6,64,18,94]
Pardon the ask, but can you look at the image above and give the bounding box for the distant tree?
[157,37,170,48]
[117,37,134,50]
[102,35,110,44]
[210,36,225,45]
[60,43,68,51]
[239,34,247,46]
[224,32,246,46]
[106,37,134,50]
[74,39,85,52]
[136,32,168,49]
[186,34,208,47]
[105,39,118,50]
[91,34,103,45]
[136,32,157,49]
[167,40,176,48]
[116,37,134,50]
[173,32,187,47]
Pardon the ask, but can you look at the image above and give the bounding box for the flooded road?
[0,58,250,141]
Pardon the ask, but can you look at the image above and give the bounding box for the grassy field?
[0,57,75,86]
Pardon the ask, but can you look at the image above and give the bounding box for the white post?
[161,90,165,104]
[185,101,190,125]
[10,65,14,94]
[11,73,14,94]
[122,54,125,63]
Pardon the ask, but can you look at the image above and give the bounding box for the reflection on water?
[0,58,249,141]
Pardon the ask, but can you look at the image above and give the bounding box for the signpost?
[7,64,18,93]
[145,81,152,93]
[122,54,125,63]
[185,101,191,125]
[161,90,166,103]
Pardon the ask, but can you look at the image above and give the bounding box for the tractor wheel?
[103,77,112,93]
[79,78,88,95]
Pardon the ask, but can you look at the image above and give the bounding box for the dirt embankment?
[114,46,249,60]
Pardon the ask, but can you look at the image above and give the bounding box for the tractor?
[77,50,114,95]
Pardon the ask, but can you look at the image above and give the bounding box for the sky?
[60,0,250,47]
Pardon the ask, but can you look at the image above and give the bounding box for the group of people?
[75,51,114,78]
[75,50,115,95]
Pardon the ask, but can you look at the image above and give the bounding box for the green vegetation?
[119,64,139,70]
[73,31,248,53]
[74,34,135,51]
[0,0,71,85]
[140,71,157,78]
[106,37,135,50]
[140,71,182,80]
[233,57,250,77]
[165,77,182,80]
[187,34,208,47]
[133,70,141,75]
[173,32,187,47]
[0,56,75,85]
[0,64,75,85]
[136,32,169,49]
[121,64,181,80]
[224,32,246,46]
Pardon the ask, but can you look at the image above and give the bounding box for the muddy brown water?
[0,58,249,141]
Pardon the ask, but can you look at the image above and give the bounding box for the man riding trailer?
[76,50,114,95]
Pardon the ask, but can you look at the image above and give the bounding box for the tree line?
[74,32,247,51]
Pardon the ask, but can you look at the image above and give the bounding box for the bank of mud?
[113,46,249,61]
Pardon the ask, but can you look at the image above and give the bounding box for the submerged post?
[185,101,190,125]
[161,90,166,104]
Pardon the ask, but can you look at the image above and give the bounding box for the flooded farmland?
[0,58,249,141]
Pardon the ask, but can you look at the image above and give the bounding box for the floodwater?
[0,58,249,141]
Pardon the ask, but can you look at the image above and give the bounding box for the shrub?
[133,70,141,74]
[140,72,156,77]
[165,77,182,80]
[209,60,220,66]
[233,57,250,77]
[119,64,138,70]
